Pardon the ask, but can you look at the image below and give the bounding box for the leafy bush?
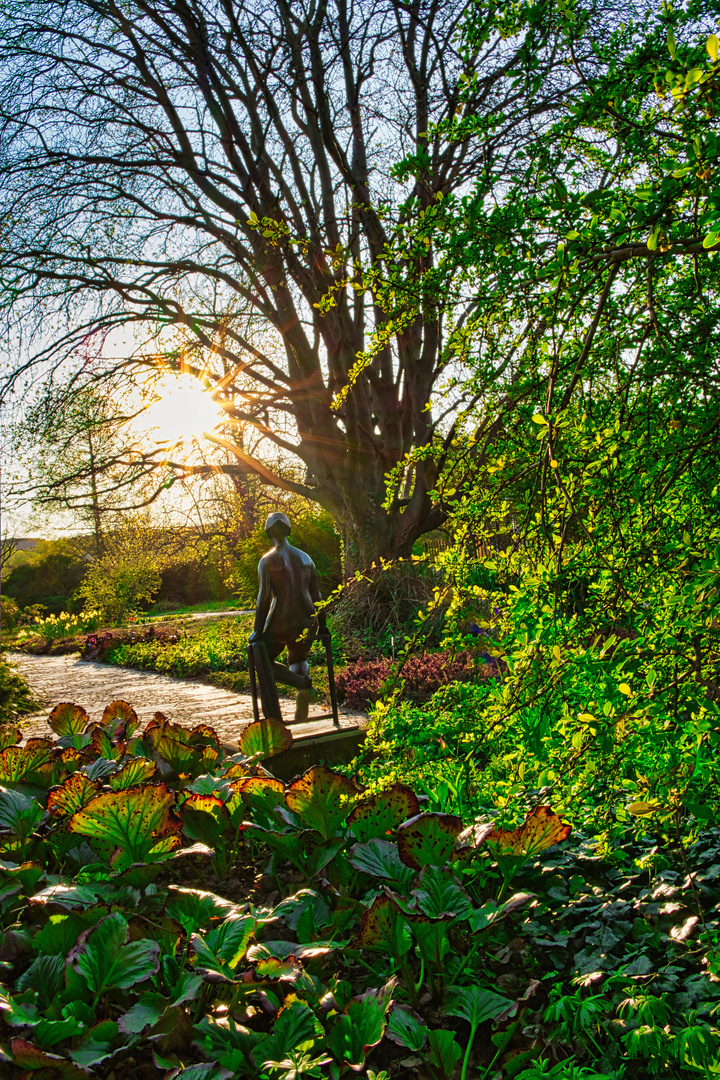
[0,658,38,723]
[336,649,499,710]
[0,701,716,1079]
[2,550,86,613]
[331,558,446,658]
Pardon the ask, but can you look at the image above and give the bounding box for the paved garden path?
[6,652,366,745]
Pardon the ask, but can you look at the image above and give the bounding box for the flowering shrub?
[336,649,500,710]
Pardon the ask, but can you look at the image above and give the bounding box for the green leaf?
[386,1006,427,1051]
[179,793,231,847]
[100,700,139,738]
[445,985,510,1027]
[0,788,43,840]
[108,758,157,790]
[348,838,416,890]
[285,766,360,841]
[347,784,420,842]
[68,782,182,871]
[396,812,463,870]
[16,954,65,1011]
[70,911,159,993]
[703,231,720,249]
[47,773,102,817]
[166,885,238,934]
[118,991,167,1035]
[69,1019,119,1067]
[531,413,548,425]
[707,33,719,61]
[254,1001,322,1068]
[426,1029,462,1078]
[239,717,293,760]
[667,26,676,59]
[190,914,256,981]
[48,703,89,737]
[328,980,395,1071]
[411,865,473,919]
[0,740,55,787]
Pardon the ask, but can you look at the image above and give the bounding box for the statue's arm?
[250,560,272,642]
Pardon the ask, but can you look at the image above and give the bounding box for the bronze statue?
[249,512,327,723]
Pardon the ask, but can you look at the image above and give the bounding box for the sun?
[141,373,225,445]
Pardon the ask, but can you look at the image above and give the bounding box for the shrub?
[0,658,38,723]
[336,648,499,710]
[331,558,446,658]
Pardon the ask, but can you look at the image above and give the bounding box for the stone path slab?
[6,652,366,745]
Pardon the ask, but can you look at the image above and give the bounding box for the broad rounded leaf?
[0,740,55,786]
[166,886,239,933]
[47,774,102,817]
[285,766,360,841]
[179,793,231,846]
[487,806,570,858]
[10,1038,87,1080]
[68,782,182,870]
[411,865,473,920]
[445,985,510,1027]
[48,703,90,737]
[347,784,420,842]
[353,895,406,950]
[108,758,157,790]
[101,700,139,733]
[239,717,293,760]
[328,980,395,1071]
[348,839,416,889]
[70,912,159,992]
[190,914,256,981]
[396,812,463,870]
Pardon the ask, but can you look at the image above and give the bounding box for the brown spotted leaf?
[239,717,292,760]
[0,740,55,787]
[353,894,407,951]
[189,724,220,746]
[286,766,360,841]
[10,1038,87,1080]
[396,812,463,871]
[47,773,102,817]
[179,793,231,847]
[231,775,285,820]
[48,703,90,737]
[487,806,571,859]
[108,758,157,791]
[68,783,182,872]
[347,785,420,843]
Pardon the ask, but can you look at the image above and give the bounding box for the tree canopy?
[0,0,590,569]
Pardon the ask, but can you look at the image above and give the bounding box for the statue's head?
[265,512,292,538]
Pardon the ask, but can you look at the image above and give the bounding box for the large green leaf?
[48,703,89,737]
[70,912,159,993]
[347,785,420,842]
[254,1000,324,1069]
[143,715,219,778]
[411,865,473,920]
[239,717,293,760]
[108,757,157,790]
[179,793,231,847]
[230,775,285,820]
[16,955,65,1011]
[396,812,463,870]
[47,773,102,818]
[328,979,395,1071]
[348,839,416,890]
[117,991,167,1035]
[0,740,55,787]
[67,782,182,871]
[190,914,256,981]
[285,766,360,841]
[0,788,43,841]
[166,886,239,934]
[386,1006,427,1051]
[445,985,510,1028]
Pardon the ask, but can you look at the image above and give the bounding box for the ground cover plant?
[0,700,718,1080]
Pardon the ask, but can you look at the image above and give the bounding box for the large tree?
[0,0,584,571]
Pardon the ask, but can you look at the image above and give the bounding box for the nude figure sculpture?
[248,512,327,723]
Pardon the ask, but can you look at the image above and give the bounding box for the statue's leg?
[250,640,283,722]
[287,635,315,723]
